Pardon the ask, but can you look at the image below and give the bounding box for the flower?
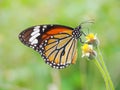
[81,44,97,60]
[85,33,99,47]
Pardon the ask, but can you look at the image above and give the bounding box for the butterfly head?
[72,25,83,39]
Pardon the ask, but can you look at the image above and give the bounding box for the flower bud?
[81,44,97,60]
[85,33,99,47]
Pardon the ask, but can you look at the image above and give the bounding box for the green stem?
[96,47,115,90]
[93,58,110,90]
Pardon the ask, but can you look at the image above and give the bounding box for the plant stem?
[93,58,110,90]
[96,47,115,90]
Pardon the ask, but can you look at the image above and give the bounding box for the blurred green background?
[0,0,120,90]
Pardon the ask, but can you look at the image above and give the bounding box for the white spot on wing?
[35,26,40,29]
[43,25,47,28]
[42,25,47,32]
[55,66,58,68]
[29,33,40,42]
[60,67,63,69]
[31,39,38,45]
[31,29,40,36]
[52,66,55,68]
[51,36,53,38]
[40,45,42,48]
[42,28,45,32]
[33,26,40,31]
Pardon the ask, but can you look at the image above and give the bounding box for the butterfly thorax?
[72,26,82,39]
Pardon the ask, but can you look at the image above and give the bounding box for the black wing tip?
[18,31,24,43]
[18,31,30,47]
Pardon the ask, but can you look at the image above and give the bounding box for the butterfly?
[19,24,85,69]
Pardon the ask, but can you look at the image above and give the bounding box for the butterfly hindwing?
[39,33,78,69]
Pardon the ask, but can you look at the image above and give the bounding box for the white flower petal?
[82,52,90,58]
[85,53,90,57]
[88,45,93,49]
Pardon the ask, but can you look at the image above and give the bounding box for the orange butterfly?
[19,24,85,69]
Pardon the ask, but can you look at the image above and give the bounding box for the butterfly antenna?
[80,19,94,26]
[86,27,90,35]
[79,19,94,35]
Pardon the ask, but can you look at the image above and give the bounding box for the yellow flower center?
[85,33,95,41]
[81,44,92,53]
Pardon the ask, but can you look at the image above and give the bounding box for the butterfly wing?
[40,33,78,69]
[19,25,77,69]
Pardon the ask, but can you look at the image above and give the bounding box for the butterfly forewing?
[19,24,78,69]
[19,25,73,47]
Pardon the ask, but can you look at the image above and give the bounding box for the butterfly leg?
[79,38,84,43]
[81,31,86,36]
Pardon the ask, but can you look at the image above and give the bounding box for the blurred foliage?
[0,0,120,90]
